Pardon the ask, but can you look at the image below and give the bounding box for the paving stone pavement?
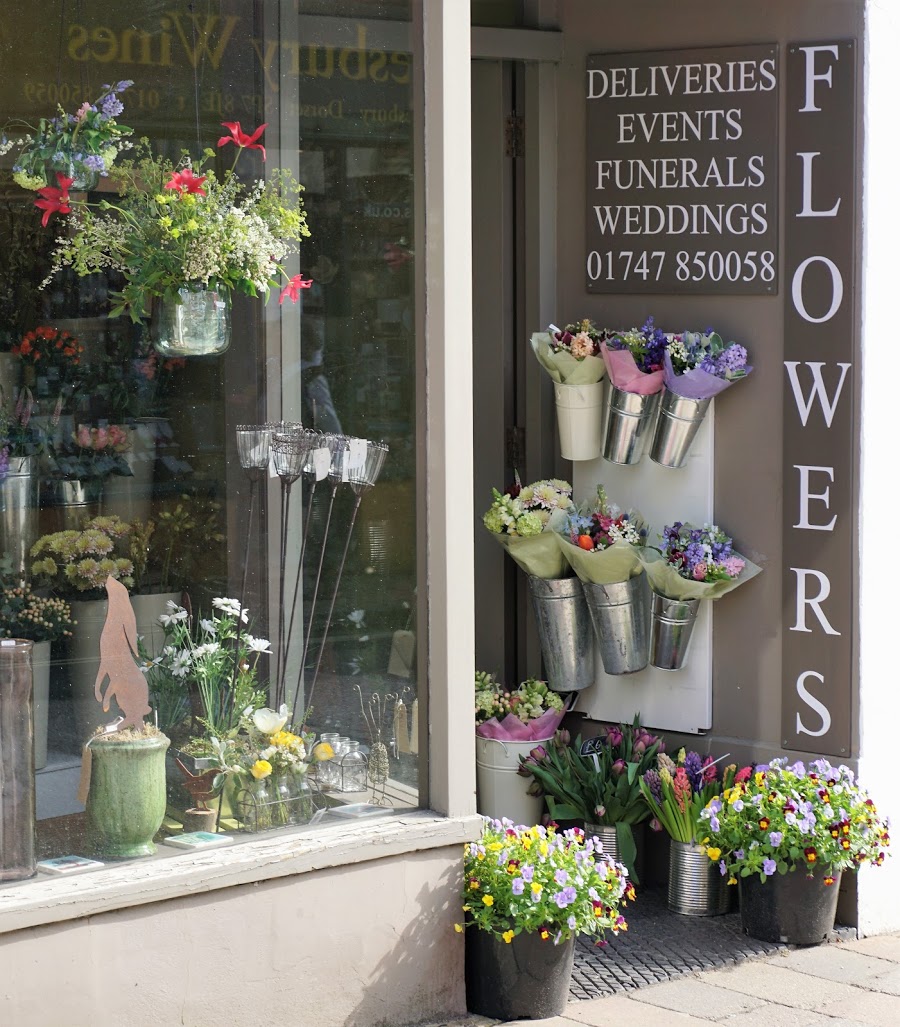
[419,890,900,1026]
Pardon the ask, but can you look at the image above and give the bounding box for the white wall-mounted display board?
[572,385,714,734]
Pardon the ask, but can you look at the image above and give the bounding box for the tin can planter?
[553,381,603,461]
[649,592,701,671]
[602,386,660,465]
[582,574,650,675]
[465,926,575,1020]
[739,868,842,945]
[668,841,730,916]
[649,390,712,469]
[475,734,552,826]
[151,287,231,357]
[528,575,595,692]
[86,731,170,859]
[584,823,620,863]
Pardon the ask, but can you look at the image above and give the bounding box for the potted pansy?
[700,757,890,944]
[529,318,609,461]
[483,477,593,692]
[639,522,761,671]
[459,818,634,1021]
[650,329,752,468]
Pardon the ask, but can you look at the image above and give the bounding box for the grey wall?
[551,0,864,761]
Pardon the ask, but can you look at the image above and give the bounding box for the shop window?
[0,0,421,883]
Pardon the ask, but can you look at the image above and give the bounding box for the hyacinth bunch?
[606,316,669,374]
[30,515,134,596]
[1,82,134,191]
[668,330,750,381]
[700,758,890,885]
[475,671,564,726]
[482,477,573,538]
[567,486,646,553]
[550,318,606,359]
[0,583,75,644]
[660,522,745,583]
[640,749,739,845]
[458,819,634,946]
[40,129,311,321]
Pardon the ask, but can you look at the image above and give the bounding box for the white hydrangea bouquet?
[482,476,574,579]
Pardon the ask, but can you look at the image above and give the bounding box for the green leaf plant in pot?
[518,714,663,882]
[459,817,634,1021]
[700,757,891,944]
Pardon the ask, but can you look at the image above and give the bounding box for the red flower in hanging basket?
[165,168,207,195]
[217,121,268,161]
[34,172,73,226]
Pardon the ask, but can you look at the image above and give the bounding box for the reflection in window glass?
[0,0,419,876]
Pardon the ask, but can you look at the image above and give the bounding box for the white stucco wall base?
[857,0,900,936]
[0,846,465,1027]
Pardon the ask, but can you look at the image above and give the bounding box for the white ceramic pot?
[475,733,552,826]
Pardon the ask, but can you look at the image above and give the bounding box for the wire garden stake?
[271,431,314,707]
[302,441,389,725]
[356,684,396,806]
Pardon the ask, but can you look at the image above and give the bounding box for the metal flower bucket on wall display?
[668,840,730,916]
[527,575,595,692]
[150,287,232,357]
[582,573,651,675]
[602,385,660,464]
[649,391,711,469]
[649,593,701,671]
[553,381,604,461]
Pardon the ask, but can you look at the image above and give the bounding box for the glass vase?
[150,287,232,357]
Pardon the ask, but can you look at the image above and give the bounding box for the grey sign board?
[781,41,857,758]
[585,44,779,294]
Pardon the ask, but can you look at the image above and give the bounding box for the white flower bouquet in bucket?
[530,319,608,461]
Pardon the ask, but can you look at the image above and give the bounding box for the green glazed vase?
[86,733,171,859]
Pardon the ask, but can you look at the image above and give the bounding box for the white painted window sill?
[0,810,483,935]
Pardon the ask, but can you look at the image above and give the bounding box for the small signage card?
[162,832,233,850]
[37,855,105,875]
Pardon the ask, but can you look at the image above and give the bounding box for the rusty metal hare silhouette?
[93,576,152,731]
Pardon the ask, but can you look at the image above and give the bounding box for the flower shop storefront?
[0,0,898,1024]
[0,3,477,1025]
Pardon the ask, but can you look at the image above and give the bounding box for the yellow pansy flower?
[502,930,515,944]
[531,882,543,896]
[482,895,494,907]
[487,842,503,852]
[454,923,463,933]
[706,846,722,861]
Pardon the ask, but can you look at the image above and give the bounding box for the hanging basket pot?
[553,381,604,461]
[668,841,730,916]
[602,386,660,465]
[739,867,842,945]
[649,390,712,469]
[527,575,595,692]
[46,157,100,192]
[582,574,651,675]
[150,287,232,358]
[465,927,575,1020]
[649,592,701,671]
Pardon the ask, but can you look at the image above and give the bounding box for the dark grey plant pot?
[465,927,574,1020]
[739,866,842,945]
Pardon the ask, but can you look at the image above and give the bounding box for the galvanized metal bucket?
[649,389,712,469]
[528,575,595,692]
[668,840,730,916]
[582,574,650,675]
[649,592,700,671]
[602,386,660,464]
[554,381,604,461]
